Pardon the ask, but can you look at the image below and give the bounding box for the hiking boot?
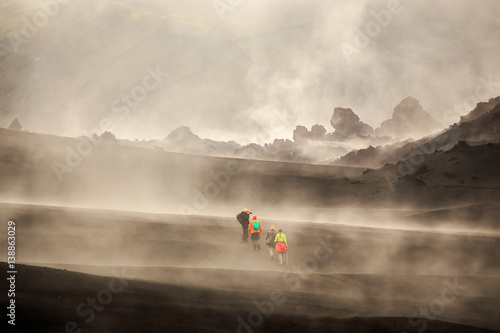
[258,245,261,250]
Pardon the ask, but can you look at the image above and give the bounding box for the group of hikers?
[236,208,288,265]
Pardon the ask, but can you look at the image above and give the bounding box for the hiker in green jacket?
[274,229,288,265]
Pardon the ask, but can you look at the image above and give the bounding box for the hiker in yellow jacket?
[248,215,263,251]
[274,229,288,265]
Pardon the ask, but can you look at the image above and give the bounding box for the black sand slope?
[1,203,500,332]
[1,263,499,333]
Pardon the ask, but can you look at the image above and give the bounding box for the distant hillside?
[362,141,500,209]
[335,98,500,168]
[1,125,500,213]
[93,97,435,165]
[460,96,500,123]
[0,127,362,213]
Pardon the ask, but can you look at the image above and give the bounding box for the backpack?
[252,220,260,230]
[266,231,276,245]
[236,213,243,224]
[276,241,287,253]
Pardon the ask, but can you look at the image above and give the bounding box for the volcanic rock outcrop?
[330,107,374,138]
[375,96,441,140]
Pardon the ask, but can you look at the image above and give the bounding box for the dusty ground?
[1,203,499,332]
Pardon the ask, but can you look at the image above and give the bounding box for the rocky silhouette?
[8,118,22,130]
[164,126,205,151]
[375,97,442,140]
[460,96,500,123]
[336,97,500,168]
[330,107,374,138]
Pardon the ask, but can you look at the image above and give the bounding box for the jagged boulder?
[268,139,294,153]
[375,97,441,140]
[293,125,309,143]
[310,124,327,140]
[330,107,374,138]
[100,131,117,142]
[293,124,328,143]
[234,143,265,158]
[8,118,22,130]
[164,126,204,151]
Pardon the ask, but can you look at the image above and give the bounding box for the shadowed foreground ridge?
[3,262,499,333]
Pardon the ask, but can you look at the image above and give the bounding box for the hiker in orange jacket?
[248,215,263,251]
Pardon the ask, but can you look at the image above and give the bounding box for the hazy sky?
[2,0,500,144]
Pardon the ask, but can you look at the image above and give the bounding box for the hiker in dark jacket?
[236,208,251,243]
[265,225,277,260]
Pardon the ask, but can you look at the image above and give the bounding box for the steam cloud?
[2,0,500,144]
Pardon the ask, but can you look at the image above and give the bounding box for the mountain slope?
[335,98,500,168]
[1,125,500,214]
